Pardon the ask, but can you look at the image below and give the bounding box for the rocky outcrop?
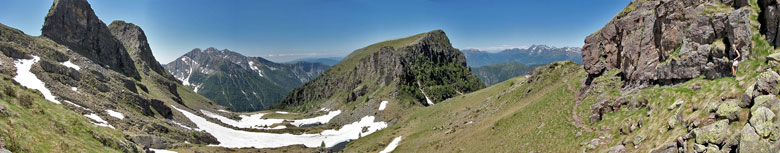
[582,0,753,86]
[108,20,176,81]
[42,0,139,79]
[280,30,484,107]
[759,0,780,47]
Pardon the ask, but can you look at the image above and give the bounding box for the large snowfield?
[172,106,387,148]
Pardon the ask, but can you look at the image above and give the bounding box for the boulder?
[739,124,772,153]
[716,99,740,120]
[693,119,730,145]
[752,95,780,113]
[755,71,780,95]
[727,8,753,60]
[742,85,756,108]
[750,107,776,138]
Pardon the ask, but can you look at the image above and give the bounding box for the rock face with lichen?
[582,0,752,86]
[42,0,139,79]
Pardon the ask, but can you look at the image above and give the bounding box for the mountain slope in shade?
[286,57,343,66]
[471,62,541,86]
[462,45,582,67]
[164,48,330,112]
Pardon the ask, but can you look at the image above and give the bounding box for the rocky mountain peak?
[42,0,139,79]
[108,20,175,81]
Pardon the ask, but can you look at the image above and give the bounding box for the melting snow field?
[60,60,80,70]
[201,110,285,129]
[84,113,114,129]
[13,56,60,104]
[378,101,389,111]
[290,110,342,127]
[379,136,403,153]
[106,110,125,120]
[172,106,387,148]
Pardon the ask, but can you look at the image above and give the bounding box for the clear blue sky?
[0,0,631,63]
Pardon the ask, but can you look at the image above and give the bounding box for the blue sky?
[0,0,631,63]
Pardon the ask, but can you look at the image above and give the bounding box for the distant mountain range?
[165,48,330,112]
[285,57,343,66]
[461,45,582,67]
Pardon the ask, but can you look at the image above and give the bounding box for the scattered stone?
[632,134,645,146]
[716,99,740,121]
[749,107,775,138]
[669,100,684,110]
[607,145,626,153]
[693,119,730,145]
[704,101,720,113]
[668,109,682,129]
[650,141,678,153]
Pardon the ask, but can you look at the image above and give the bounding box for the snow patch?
[106,110,125,120]
[149,148,177,153]
[71,87,78,92]
[13,56,60,104]
[378,101,388,111]
[84,113,114,129]
[420,89,434,105]
[291,110,342,127]
[217,109,230,113]
[201,110,284,129]
[276,111,290,114]
[170,120,200,131]
[60,60,80,70]
[248,61,264,77]
[173,106,387,149]
[63,100,88,110]
[379,136,403,153]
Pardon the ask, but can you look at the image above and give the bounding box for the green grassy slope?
[0,73,135,152]
[344,61,589,152]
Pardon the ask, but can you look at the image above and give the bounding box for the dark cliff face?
[108,20,176,82]
[42,0,139,79]
[280,30,484,108]
[582,0,753,86]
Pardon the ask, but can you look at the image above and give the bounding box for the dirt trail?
[568,83,592,132]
